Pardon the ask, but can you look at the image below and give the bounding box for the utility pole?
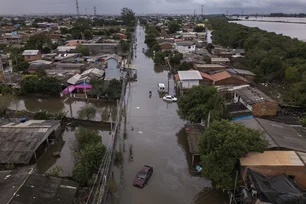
[201,5,204,16]
[226,10,228,16]
[75,0,80,16]
[193,10,196,17]
[94,6,97,16]
[85,8,87,16]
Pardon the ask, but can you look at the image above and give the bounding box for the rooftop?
[175,41,195,46]
[235,86,276,104]
[0,120,61,164]
[237,117,306,153]
[211,58,230,62]
[210,70,248,82]
[194,64,226,68]
[240,151,304,166]
[227,68,256,76]
[22,50,39,56]
[0,166,78,204]
[177,70,202,80]
[185,124,205,155]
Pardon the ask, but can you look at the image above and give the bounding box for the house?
[22,50,42,62]
[193,63,226,73]
[115,33,127,40]
[28,60,53,73]
[105,54,122,80]
[174,41,196,53]
[236,117,306,152]
[234,86,278,116]
[0,166,78,204]
[57,46,77,53]
[0,120,61,165]
[158,42,173,51]
[181,53,205,64]
[199,71,213,85]
[240,151,306,189]
[176,70,203,93]
[210,57,230,65]
[227,68,256,81]
[182,33,197,41]
[0,33,22,45]
[210,70,249,86]
[65,40,86,47]
[82,43,119,55]
[185,123,205,165]
[239,153,306,203]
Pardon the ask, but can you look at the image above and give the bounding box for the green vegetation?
[119,40,130,53]
[75,45,90,56]
[9,48,30,72]
[108,179,118,194]
[47,166,63,177]
[72,128,106,186]
[0,84,13,95]
[168,21,181,34]
[194,26,205,32]
[83,29,93,40]
[33,110,65,120]
[121,7,136,26]
[177,85,226,123]
[178,62,194,71]
[209,17,306,106]
[25,33,52,53]
[199,120,268,189]
[90,79,122,99]
[77,104,97,120]
[20,75,60,96]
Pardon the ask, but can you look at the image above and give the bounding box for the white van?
[157,83,166,92]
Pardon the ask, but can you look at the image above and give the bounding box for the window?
[137,173,146,179]
[188,46,191,49]
[27,56,30,59]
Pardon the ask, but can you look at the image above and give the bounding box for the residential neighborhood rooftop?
[235,86,276,104]
[177,70,202,80]
[0,120,61,164]
[22,50,39,56]
[0,166,78,204]
[240,151,305,166]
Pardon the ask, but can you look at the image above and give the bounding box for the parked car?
[163,95,177,102]
[133,165,153,188]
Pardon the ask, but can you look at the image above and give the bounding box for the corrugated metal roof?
[0,120,60,164]
[178,70,202,80]
[240,151,304,166]
[22,50,39,56]
[234,86,275,104]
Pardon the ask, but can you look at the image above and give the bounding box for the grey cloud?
[0,0,305,15]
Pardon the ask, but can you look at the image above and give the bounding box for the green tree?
[106,79,122,99]
[21,75,60,96]
[60,27,69,34]
[75,45,90,56]
[71,128,106,186]
[153,51,165,65]
[168,21,180,34]
[285,66,299,82]
[177,85,226,123]
[70,28,82,39]
[121,7,135,26]
[77,104,96,120]
[178,62,193,71]
[152,44,161,52]
[194,26,205,32]
[119,40,130,53]
[84,29,93,40]
[14,60,29,72]
[25,33,51,51]
[199,120,268,189]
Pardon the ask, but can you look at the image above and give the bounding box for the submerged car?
[163,95,177,102]
[133,165,153,188]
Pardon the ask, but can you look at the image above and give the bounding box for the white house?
[176,70,202,91]
[174,41,196,53]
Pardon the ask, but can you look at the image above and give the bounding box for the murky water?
[116,24,226,204]
[0,95,118,122]
[231,18,306,41]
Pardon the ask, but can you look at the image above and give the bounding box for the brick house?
[22,50,42,62]
[210,70,249,86]
[234,86,278,116]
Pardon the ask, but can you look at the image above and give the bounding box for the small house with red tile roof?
[210,70,249,86]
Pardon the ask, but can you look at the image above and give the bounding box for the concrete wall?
[176,45,196,53]
[234,93,253,111]
[24,53,42,62]
[181,80,199,89]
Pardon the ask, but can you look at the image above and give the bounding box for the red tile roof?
[174,74,180,81]
[210,70,248,82]
[199,72,213,80]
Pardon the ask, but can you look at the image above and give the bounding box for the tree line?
[210,17,306,106]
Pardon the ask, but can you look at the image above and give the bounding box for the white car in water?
[163,95,177,102]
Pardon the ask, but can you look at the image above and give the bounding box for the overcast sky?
[0,0,305,15]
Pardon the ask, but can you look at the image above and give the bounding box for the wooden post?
[192,155,194,166]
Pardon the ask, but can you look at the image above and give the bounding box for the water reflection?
[37,123,112,177]
[23,97,65,113]
[154,65,169,73]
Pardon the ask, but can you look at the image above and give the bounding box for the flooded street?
[117,25,225,204]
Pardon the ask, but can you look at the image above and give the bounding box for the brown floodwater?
[114,24,227,204]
